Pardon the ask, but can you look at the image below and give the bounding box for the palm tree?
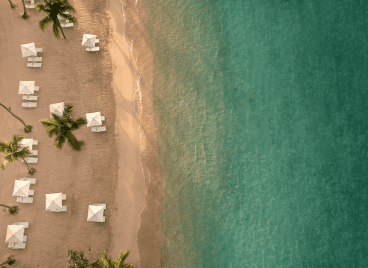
[0,255,15,267]
[0,103,33,133]
[0,134,36,175]
[21,0,28,19]
[0,204,19,215]
[40,104,87,151]
[7,0,16,8]
[101,251,136,268]
[37,0,76,39]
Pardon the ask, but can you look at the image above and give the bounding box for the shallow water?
[140,0,368,267]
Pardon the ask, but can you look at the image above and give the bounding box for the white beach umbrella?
[86,112,102,127]
[87,204,106,222]
[49,102,65,118]
[19,81,36,95]
[45,193,63,211]
[18,138,33,153]
[5,225,25,243]
[13,180,31,197]
[20,43,37,57]
[82,34,97,48]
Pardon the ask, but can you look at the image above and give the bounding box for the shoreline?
[108,0,163,267]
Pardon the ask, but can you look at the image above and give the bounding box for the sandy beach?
[0,0,161,267]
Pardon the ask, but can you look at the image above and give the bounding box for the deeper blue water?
[142,0,368,267]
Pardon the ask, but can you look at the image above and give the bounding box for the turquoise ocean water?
[141,0,368,267]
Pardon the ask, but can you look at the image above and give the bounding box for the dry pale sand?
[0,0,161,267]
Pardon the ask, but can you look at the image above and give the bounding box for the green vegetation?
[0,134,36,175]
[67,247,103,268]
[101,251,135,268]
[40,104,87,151]
[37,0,76,39]
[21,0,28,19]
[0,204,19,215]
[0,255,16,267]
[0,103,33,133]
[7,0,16,8]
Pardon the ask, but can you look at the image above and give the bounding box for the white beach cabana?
[46,193,67,212]
[19,81,36,95]
[82,34,97,47]
[20,43,37,57]
[6,223,28,249]
[49,102,65,118]
[87,204,106,222]
[86,112,104,127]
[13,180,31,197]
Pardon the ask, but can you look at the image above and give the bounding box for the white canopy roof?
[13,180,31,197]
[87,204,106,222]
[49,102,65,118]
[20,43,37,57]
[6,224,25,243]
[19,138,33,153]
[82,34,97,47]
[45,193,62,211]
[86,112,102,127]
[19,81,36,95]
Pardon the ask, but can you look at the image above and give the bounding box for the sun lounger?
[92,126,106,132]
[16,197,23,203]
[61,206,67,211]
[28,190,34,196]
[62,194,66,200]
[14,222,29,228]
[61,23,74,28]
[20,178,36,184]
[86,47,100,52]
[28,57,42,62]
[31,150,38,156]
[34,86,39,91]
[33,140,38,145]
[22,102,37,108]
[22,157,38,164]
[35,48,43,53]
[27,62,42,68]
[25,3,35,8]
[95,39,99,44]
[23,95,38,101]
[21,197,34,203]
[101,116,105,121]
[14,242,26,249]
[23,235,27,242]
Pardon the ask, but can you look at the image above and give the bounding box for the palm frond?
[70,118,87,130]
[0,142,11,154]
[101,251,114,267]
[52,21,61,38]
[4,154,18,163]
[116,251,130,264]
[65,131,83,151]
[37,4,51,13]
[45,125,59,137]
[55,133,66,149]
[39,15,53,31]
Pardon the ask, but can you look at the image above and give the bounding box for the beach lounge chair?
[34,86,39,91]
[28,57,42,62]
[25,3,35,8]
[27,62,42,68]
[101,116,105,121]
[95,39,99,44]
[35,48,43,53]
[20,178,36,184]
[22,102,37,108]
[13,222,29,228]
[28,190,34,196]
[62,194,66,200]
[31,150,38,156]
[23,235,27,242]
[61,23,74,28]
[33,140,38,145]
[56,206,67,212]
[22,157,38,164]
[13,243,26,249]
[22,95,38,101]
[17,197,33,203]
[86,47,100,52]
[92,126,106,132]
